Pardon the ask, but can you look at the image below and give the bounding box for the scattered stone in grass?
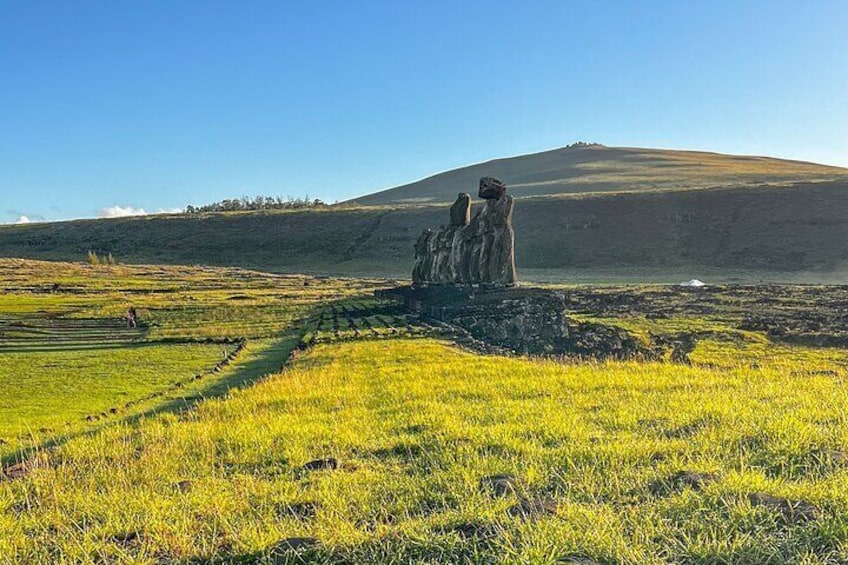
[748,493,820,524]
[272,537,320,552]
[109,407,118,414]
[558,556,604,565]
[1,462,30,481]
[452,437,473,448]
[649,470,718,495]
[372,443,423,460]
[446,521,499,540]
[0,438,6,445]
[287,501,320,520]
[109,531,142,546]
[480,473,524,497]
[38,427,52,434]
[175,480,193,493]
[829,450,848,464]
[662,417,714,439]
[300,458,338,473]
[506,497,558,519]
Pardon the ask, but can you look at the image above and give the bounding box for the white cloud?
[99,205,148,218]
[98,205,184,218]
[14,215,31,224]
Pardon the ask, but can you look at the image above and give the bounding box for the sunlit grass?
[4,259,848,562]
[0,259,383,461]
[0,343,228,441]
[4,339,848,563]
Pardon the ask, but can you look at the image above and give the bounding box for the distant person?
[126,307,138,328]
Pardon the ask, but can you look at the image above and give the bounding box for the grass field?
[0,343,227,438]
[0,259,382,460]
[4,260,848,563]
[4,338,848,563]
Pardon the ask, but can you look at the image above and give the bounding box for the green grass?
[0,259,383,461]
[4,339,848,563]
[0,343,227,441]
[6,259,848,562]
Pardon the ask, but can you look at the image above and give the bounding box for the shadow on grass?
[0,341,154,353]
[0,295,408,469]
[123,335,299,421]
[0,333,300,468]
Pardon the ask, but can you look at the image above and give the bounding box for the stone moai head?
[478,176,506,200]
[449,193,471,226]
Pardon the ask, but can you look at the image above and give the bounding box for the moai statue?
[449,193,471,226]
[412,177,516,287]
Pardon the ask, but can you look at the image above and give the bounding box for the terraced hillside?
[0,318,145,352]
[0,259,383,457]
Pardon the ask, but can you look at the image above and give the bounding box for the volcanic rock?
[478,176,507,200]
[506,497,558,519]
[412,177,516,286]
[300,458,338,472]
[449,193,471,226]
[748,492,820,524]
[479,473,524,497]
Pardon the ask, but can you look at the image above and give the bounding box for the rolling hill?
[348,144,848,205]
[2,145,848,283]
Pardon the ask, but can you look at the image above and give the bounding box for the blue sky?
[1,1,846,223]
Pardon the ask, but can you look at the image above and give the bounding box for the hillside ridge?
[348,144,847,206]
[3,179,848,283]
[2,145,847,282]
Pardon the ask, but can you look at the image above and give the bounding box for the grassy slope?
[3,181,848,282]
[0,344,226,437]
[2,146,847,281]
[0,260,382,458]
[348,145,848,205]
[4,338,848,563]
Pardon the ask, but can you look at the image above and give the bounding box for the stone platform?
[379,285,651,359]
